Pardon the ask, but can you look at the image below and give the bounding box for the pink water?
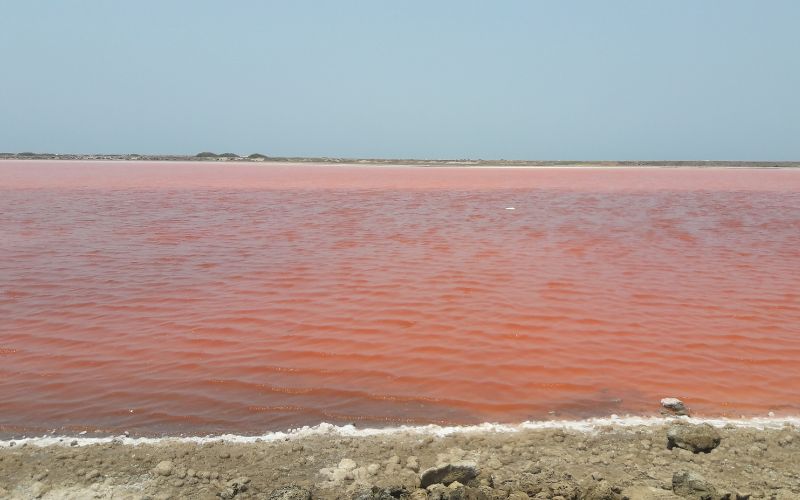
[1,161,799,436]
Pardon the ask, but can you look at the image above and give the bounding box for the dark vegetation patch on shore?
[2,423,798,499]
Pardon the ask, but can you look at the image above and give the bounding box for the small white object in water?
[660,398,686,412]
[505,207,515,210]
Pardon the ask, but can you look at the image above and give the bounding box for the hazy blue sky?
[2,1,798,160]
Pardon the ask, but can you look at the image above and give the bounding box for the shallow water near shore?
[1,161,799,437]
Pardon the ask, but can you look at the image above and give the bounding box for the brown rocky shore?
[1,421,798,500]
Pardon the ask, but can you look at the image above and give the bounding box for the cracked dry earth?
[1,423,799,499]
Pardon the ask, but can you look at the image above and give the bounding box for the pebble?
[266,484,312,500]
[673,470,718,498]
[661,397,689,415]
[777,433,794,447]
[85,469,101,481]
[153,460,174,477]
[667,423,721,453]
[30,481,48,498]
[339,458,357,470]
[420,462,479,488]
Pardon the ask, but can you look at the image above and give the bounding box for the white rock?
[338,458,357,470]
[154,460,174,477]
[30,482,47,498]
[660,397,686,411]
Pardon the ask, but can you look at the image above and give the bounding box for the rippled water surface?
[1,162,799,436]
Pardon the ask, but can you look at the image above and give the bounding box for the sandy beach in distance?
[2,419,799,499]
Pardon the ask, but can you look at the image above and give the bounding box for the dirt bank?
[1,422,798,499]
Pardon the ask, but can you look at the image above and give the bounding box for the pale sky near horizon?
[2,1,798,160]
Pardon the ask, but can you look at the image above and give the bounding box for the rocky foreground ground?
[1,422,798,500]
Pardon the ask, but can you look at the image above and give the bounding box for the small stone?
[582,480,623,500]
[153,460,174,477]
[406,456,420,472]
[419,462,479,488]
[672,470,718,498]
[229,476,250,489]
[30,481,48,498]
[508,493,530,500]
[339,458,358,470]
[427,484,450,499]
[661,397,689,416]
[354,485,411,500]
[219,488,236,500]
[367,463,381,475]
[267,484,312,500]
[667,424,721,453]
[410,490,428,500]
[70,440,78,446]
[85,469,101,481]
[220,477,250,500]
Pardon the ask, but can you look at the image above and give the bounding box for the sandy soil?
[1,421,798,500]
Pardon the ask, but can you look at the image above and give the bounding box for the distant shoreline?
[1,153,798,168]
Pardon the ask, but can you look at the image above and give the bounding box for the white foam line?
[3,416,799,448]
